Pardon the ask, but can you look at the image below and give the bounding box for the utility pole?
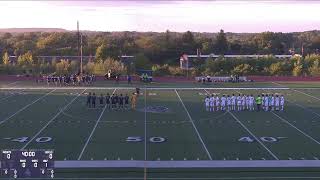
[80,34,83,75]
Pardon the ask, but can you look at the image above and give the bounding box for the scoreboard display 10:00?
[1,149,54,179]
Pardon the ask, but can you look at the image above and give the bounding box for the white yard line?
[175,89,213,160]
[286,99,320,118]
[228,112,279,160]
[7,81,18,86]
[20,89,86,150]
[271,81,286,87]
[78,89,117,160]
[0,92,18,102]
[293,89,320,101]
[271,112,320,146]
[0,89,56,126]
[220,86,279,160]
[259,88,320,154]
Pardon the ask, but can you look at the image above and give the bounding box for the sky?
[0,0,319,33]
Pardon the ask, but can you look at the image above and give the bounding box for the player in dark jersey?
[87,92,92,108]
[99,94,104,107]
[114,94,119,110]
[46,76,50,86]
[92,93,96,108]
[119,94,124,110]
[105,93,111,109]
[111,94,115,109]
[124,94,129,110]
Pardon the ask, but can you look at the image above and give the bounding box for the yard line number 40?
[239,136,287,143]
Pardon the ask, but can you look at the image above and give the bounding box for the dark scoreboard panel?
[1,150,54,178]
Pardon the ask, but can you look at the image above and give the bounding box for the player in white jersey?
[246,95,250,110]
[270,94,275,111]
[241,95,246,110]
[227,95,232,111]
[231,94,236,111]
[221,95,226,111]
[275,95,280,111]
[264,94,269,111]
[237,94,242,111]
[205,96,210,111]
[209,94,215,112]
[280,95,285,111]
[215,95,220,111]
[249,94,255,111]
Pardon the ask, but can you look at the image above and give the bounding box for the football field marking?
[228,112,279,160]
[1,177,320,180]
[0,91,20,102]
[209,89,279,160]
[78,88,117,160]
[259,89,320,146]
[286,99,320,118]
[271,112,320,146]
[175,89,213,160]
[144,87,147,161]
[293,89,320,101]
[21,89,86,150]
[144,87,147,180]
[0,89,56,126]
[6,81,19,86]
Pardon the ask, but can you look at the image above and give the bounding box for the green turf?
[1,80,320,179]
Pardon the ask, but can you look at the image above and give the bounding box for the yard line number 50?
[126,136,166,143]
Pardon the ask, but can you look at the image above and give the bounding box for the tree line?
[0,29,319,76]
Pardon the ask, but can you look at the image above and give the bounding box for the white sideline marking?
[204,89,278,160]
[271,112,320,145]
[0,89,56,126]
[144,87,147,161]
[294,89,320,101]
[21,89,86,150]
[228,112,279,160]
[78,89,117,160]
[175,89,213,160]
[0,87,291,90]
[53,160,320,168]
[6,177,320,180]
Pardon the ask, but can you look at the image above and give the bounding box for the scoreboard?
[1,150,54,178]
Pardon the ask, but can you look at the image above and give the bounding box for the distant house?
[186,54,293,59]
[180,53,191,70]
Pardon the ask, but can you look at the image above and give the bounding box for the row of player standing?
[86,92,138,110]
[45,74,95,86]
[204,94,285,112]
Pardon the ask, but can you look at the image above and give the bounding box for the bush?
[231,64,252,75]
[152,64,170,76]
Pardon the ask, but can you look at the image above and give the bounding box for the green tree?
[231,64,252,75]
[135,53,152,70]
[308,60,320,76]
[2,52,10,65]
[95,44,107,63]
[269,62,282,75]
[214,29,228,55]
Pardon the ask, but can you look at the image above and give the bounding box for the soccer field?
[1,80,320,179]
